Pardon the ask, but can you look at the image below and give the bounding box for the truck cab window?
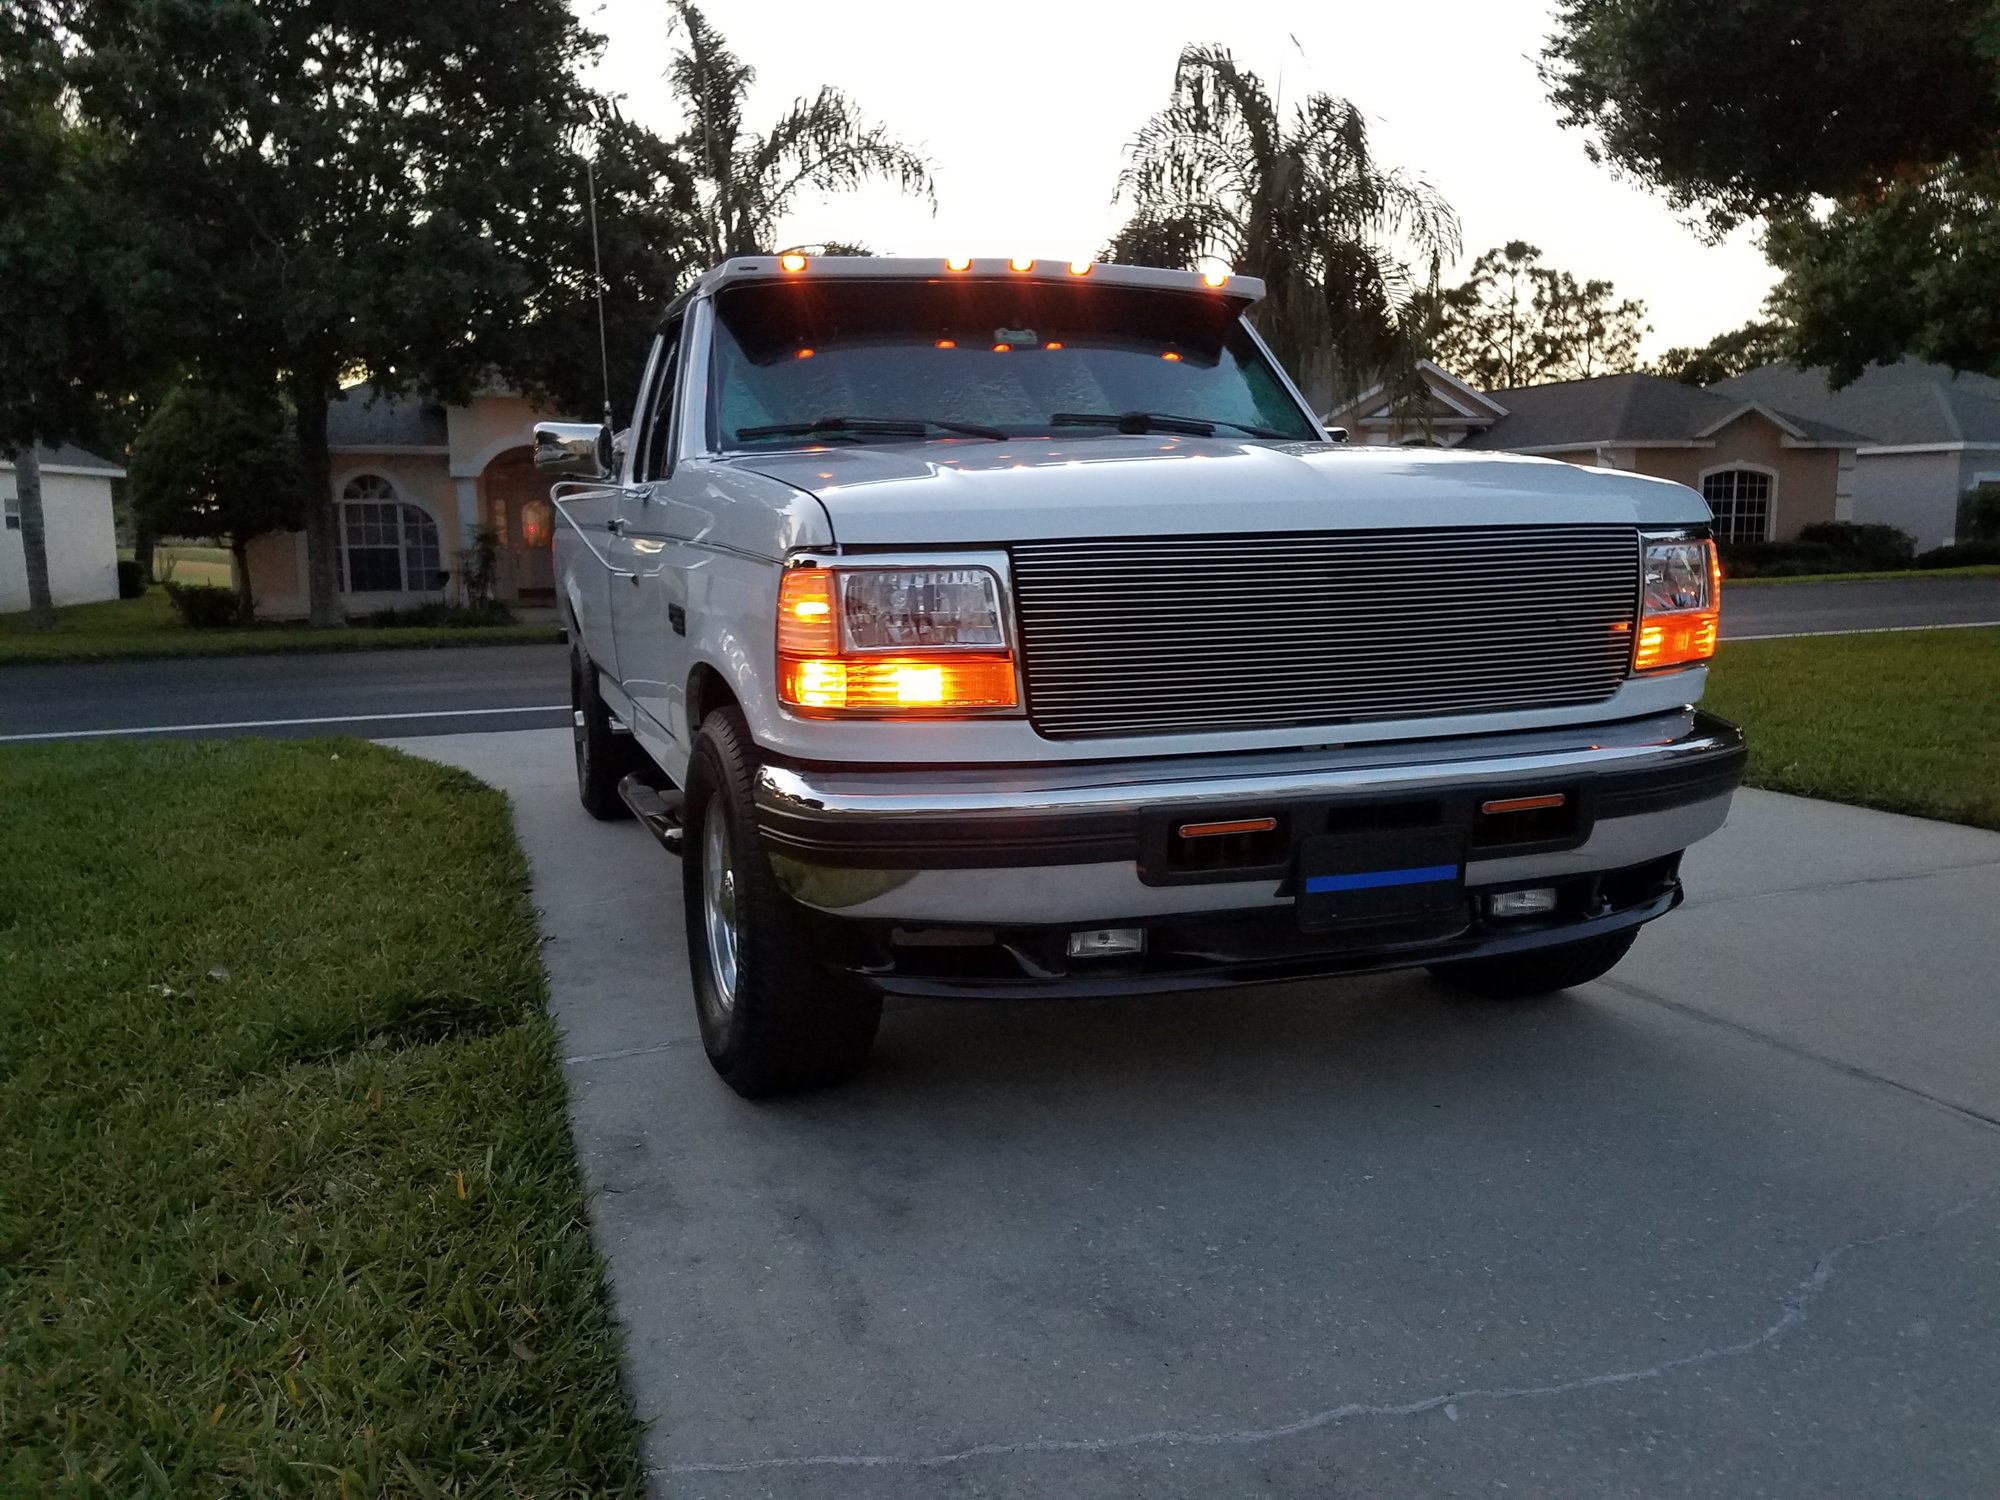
[636,324,683,483]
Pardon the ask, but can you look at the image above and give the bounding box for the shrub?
[1721,523,1920,578]
[1915,540,2000,568]
[115,559,148,599]
[354,600,516,629]
[161,580,241,628]
[1794,521,1917,570]
[1718,541,1845,578]
[1959,483,2000,542]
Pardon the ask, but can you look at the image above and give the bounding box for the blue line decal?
[1304,864,1460,895]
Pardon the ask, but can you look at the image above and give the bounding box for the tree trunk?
[289,371,343,628]
[230,537,256,623]
[14,446,58,630]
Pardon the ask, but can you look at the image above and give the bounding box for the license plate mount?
[1295,829,1469,940]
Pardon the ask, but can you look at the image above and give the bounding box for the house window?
[3,494,17,531]
[340,476,443,593]
[1701,468,1772,544]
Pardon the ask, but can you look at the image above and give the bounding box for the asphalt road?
[0,643,568,743]
[1723,573,2000,638]
[1,575,1994,744]
[392,727,2000,1499]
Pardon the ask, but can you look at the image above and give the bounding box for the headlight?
[777,565,1019,715]
[1634,536,1720,672]
[839,569,1005,650]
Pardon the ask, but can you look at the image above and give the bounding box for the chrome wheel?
[702,810,740,1011]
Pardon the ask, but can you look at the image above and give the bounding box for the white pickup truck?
[537,255,1744,1097]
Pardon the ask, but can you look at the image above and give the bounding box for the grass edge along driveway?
[0,739,641,1497]
[1704,625,2000,832]
[0,594,560,665]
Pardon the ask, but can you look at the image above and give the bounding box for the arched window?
[1700,468,1773,545]
[340,475,443,593]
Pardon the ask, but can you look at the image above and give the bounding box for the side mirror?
[534,421,613,478]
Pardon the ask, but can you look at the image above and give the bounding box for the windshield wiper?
[1050,410,1292,439]
[735,414,1007,443]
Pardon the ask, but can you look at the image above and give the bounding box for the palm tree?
[1109,46,1460,411]
[667,3,933,261]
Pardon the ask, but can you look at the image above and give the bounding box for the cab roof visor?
[699,256,1267,306]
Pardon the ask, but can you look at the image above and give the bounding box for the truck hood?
[724,435,1708,546]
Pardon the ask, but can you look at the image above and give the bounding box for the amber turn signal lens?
[779,653,1017,712]
[777,569,836,655]
[1633,612,1719,671]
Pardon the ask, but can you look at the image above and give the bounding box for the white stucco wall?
[0,465,120,612]
[1849,452,1964,549]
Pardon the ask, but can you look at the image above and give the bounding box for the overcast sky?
[581,0,1775,358]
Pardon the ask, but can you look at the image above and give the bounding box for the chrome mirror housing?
[534,421,613,478]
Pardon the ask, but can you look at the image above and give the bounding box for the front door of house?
[482,447,556,604]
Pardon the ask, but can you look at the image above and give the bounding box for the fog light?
[1068,927,1145,958]
[1487,888,1559,918]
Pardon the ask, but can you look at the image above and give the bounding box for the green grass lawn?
[137,543,237,589]
[0,593,560,664]
[0,739,641,1496]
[1704,626,2000,830]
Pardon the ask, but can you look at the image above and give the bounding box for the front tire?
[682,707,882,1097]
[1427,927,1638,1000]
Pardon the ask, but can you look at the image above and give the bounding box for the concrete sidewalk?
[386,727,2000,1498]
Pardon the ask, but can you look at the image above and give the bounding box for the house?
[1327,365,1868,544]
[243,387,557,618]
[1710,359,2000,548]
[1322,360,1508,448]
[0,443,123,613]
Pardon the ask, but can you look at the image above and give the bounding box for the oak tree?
[1435,242,1648,389]
[64,0,691,625]
[1543,0,2000,381]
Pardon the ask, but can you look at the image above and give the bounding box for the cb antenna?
[585,153,614,433]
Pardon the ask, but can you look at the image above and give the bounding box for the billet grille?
[1010,525,1641,738]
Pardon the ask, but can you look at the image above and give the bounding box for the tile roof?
[1458,371,1868,450]
[1711,358,2000,447]
[325,389,449,449]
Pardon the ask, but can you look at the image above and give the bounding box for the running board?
[617,774,685,857]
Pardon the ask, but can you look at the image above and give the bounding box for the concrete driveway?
[386,728,2000,1498]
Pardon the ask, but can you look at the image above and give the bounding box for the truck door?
[610,315,697,762]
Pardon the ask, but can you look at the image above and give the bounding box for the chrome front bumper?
[755,709,1746,925]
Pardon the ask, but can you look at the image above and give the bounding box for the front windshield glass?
[708,278,1318,447]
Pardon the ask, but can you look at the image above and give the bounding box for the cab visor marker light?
[945,255,972,272]
[1068,259,1093,276]
[1010,256,1035,272]
[1633,536,1721,672]
[779,252,808,272]
[1201,267,1229,288]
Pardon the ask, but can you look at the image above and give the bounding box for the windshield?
[708,278,1318,448]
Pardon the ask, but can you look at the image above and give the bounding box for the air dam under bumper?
[754,708,1744,994]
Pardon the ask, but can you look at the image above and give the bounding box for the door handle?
[605,517,623,535]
